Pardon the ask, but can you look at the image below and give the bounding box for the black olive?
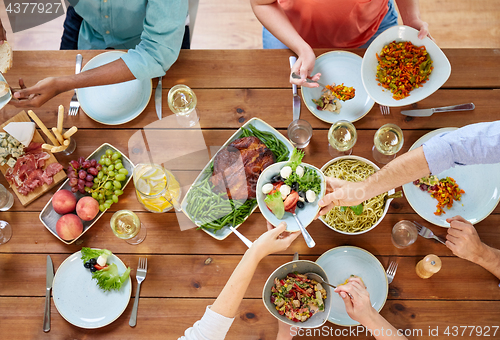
[298,191,306,201]
[297,201,305,209]
[90,266,98,273]
[84,262,92,269]
[89,258,97,265]
[291,182,299,192]
[271,174,283,183]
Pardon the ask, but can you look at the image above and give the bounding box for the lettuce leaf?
[81,247,112,263]
[91,263,131,291]
[287,148,305,171]
[265,191,285,219]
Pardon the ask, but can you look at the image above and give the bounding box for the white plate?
[402,128,500,227]
[316,246,388,326]
[0,73,12,110]
[256,161,326,232]
[180,118,294,240]
[361,25,451,107]
[319,156,394,235]
[76,51,152,125]
[53,251,131,329]
[301,51,374,123]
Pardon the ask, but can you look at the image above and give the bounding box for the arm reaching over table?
[446,215,500,281]
[335,277,408,340]
[395,0,433,40]
[179,222,300,340]
[318,121,500,217]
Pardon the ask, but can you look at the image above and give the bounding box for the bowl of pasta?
[319,156,394,235]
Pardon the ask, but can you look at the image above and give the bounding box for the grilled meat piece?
[211,136,275,200]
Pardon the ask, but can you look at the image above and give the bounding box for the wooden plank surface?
[1,298,499,340]
[0,110,66,206]
[1,254,499,301]
[2,50,500,93]
[1,89,499,130]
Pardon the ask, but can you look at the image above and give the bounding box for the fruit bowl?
[39,143,134,245]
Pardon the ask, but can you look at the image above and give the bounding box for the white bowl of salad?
[262,257,332,328]
[256,149,326,232]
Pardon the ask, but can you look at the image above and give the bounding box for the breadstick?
[57,105,64,134]
[51,145,68,153]
[52,127,64,145]
[42,144,55,151]
[62,126,78,139]
[63,139,70,146]
[27,110,60,146]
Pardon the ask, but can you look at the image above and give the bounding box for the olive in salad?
[263,149,321,219]
[271,273,327,322]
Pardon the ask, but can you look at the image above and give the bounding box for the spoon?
[291,72,328,88]
[291,212,315,248]
[229,226,253,248]
[305,272,354,299]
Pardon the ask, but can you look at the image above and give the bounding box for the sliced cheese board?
[0,110,66,206]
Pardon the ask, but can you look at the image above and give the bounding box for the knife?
[289,56,300,121]
[155,77,163,120]
[400,103,475,117]
[43,255,54,333]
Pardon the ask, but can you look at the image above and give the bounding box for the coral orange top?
[278,0,389,48]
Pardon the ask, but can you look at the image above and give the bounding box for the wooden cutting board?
[0,110,66,206]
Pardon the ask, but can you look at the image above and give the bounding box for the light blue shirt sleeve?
[422,121,500,175]
[121,0,188,80]
[178,306,234,340]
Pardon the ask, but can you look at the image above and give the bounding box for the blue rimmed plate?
[301,51,375,123]
[361,25,451,107]
[316,246,388,326]
[52,251,131,329]
[402,128,500,227]
[76,51,152,125]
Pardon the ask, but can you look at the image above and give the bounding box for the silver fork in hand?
[68,54,82,116]
[129,257,147,327]
[414,221,446,245]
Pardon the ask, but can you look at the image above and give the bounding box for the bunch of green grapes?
[88,149,129,212]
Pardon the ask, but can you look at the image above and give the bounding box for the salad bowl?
[262,254,332,328]
[256,161,326,232]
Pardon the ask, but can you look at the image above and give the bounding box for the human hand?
[276,319,295,340]
[315,177,365,218]
[289,47,320,88]
[10,77,62,108]
[405,18,434,41]
[446,215,485,264]
[334,277,377,326]
[251,221,300,260]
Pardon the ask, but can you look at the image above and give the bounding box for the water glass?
[0,184,14,211]
[391,220,418,249]
[0,221,12,245]
[287,119,312,148]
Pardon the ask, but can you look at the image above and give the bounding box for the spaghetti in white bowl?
[319,156,394,235]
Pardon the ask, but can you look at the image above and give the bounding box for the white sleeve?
[178,306,235,340]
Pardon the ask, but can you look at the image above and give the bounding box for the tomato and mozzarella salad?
[263,149,321,219]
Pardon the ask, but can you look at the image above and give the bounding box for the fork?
[129,257,147,327]
[386,261,398,284]
[68,54,83,116]
[380,104,390,115]
[413,221,446,245]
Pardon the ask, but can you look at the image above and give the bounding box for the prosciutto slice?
[5,143,63,196]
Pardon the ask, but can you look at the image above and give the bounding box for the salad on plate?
[81,247,131,291]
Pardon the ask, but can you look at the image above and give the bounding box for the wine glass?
[328,120,357,157]
[0,221,12,245]
[110,210,147,245]
[372,123,404,164]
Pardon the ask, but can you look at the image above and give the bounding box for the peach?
[76,197,99,221]
[52,189,77,215]
[56,214,83,241]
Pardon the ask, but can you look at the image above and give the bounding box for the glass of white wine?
[328,120,357,157]
[372,123,404,164]
[168,84,199,127]
[110,210,147,245]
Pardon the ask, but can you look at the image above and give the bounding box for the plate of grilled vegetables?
[180,118,294,240]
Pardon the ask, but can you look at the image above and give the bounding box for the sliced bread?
[0,42,13,73]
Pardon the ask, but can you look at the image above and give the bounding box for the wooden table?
[1,49,500,340]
